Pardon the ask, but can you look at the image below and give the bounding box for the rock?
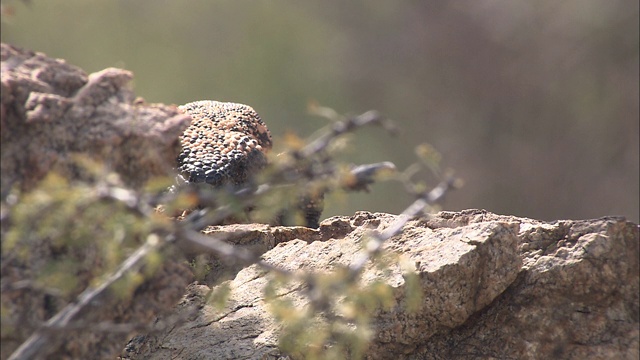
[124,210,639,359]
[0,43,191,194]
[0,43,194,360]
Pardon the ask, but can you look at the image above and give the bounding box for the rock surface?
[125,210,639,360]
[0,43,191,194]
[0,43,194,360]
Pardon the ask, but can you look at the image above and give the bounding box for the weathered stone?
[0,43,194,360]
[0,43,191,193]
[124,210,638,359]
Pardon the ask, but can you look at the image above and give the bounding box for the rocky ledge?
[124,210,639,360]
[1,42,191,193]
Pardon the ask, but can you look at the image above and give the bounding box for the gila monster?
[176,101,393,228]
[177,101,272,187]
[177,100,322,227]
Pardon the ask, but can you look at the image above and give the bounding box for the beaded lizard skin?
[176,100,391,228]
[177,100,325,228]
[177,101,272,187]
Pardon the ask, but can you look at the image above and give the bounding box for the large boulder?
[125,210,639,359]
[1,43,191,194]
[1,43,194,360]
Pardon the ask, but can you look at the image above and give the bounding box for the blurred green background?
[2,0,638,223]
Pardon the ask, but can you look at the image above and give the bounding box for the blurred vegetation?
[0,169,168,357]
[2,170,166,296]
[1,104,435,358]
[1,0,637,222]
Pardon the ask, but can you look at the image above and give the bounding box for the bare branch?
[348,175,459,279]
[175,226,292,277]
[299,110,396,159]
[8,234,165,360]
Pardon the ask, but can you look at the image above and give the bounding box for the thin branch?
[38,304,199,335]
[8,234,164,360]
[176,226,291,277]
[299,110,395,159]
[348,175,459,278]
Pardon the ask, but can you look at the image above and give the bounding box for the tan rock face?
[0,43,191,193]
[1,43,195,360]
[126,210,638,360]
